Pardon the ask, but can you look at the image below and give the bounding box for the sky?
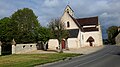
[0,0,120,39]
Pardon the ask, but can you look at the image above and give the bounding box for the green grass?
[0,53,80,67]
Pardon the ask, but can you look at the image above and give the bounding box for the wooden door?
[61,40,65,49]
[89,42,93,46]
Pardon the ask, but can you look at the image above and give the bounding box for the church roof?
[67,29,79,38]
[76,16,98,26]
[68,14,99,32]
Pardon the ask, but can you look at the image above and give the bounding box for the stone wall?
[48,39,59,50]
[13,43,37,54]
[115,33,120,44]
[67,38,79,48]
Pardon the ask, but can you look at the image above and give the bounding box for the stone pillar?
[0,41,2,55]
[11,39,16,54]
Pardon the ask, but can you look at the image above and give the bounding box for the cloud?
[42,0,60,8]
[0,0,120,39]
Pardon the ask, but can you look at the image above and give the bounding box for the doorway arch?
[86,36,95,46]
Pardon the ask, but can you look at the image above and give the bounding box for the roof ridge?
[65,5,74,12]
[76,16,98,20]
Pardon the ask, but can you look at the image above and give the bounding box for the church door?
[61,40,65,49]
[87,36,94,47]
[89,42,93,46]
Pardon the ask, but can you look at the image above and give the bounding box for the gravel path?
[22,46,104,54]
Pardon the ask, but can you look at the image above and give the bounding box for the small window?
[67,21,70,27]
[67,9,69,13]
[30,45,32,47]
[67,11,69,13]
[23,45,25,48]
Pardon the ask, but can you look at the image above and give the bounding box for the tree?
[48,19,68,53]
[37,27,51,50]
[0,17,13,42]
[107,26,119,44]
[10,8,40,43]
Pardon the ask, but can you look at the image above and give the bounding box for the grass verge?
[0,53,80,67]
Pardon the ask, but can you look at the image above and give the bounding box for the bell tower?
[64,5,74,16]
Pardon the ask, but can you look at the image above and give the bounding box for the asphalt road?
[40,45,120,67]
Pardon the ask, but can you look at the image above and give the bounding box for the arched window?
[67,21,70,27]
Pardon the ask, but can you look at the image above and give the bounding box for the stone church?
[48,5,103,50]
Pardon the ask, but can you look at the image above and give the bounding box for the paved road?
[39,45,120,67]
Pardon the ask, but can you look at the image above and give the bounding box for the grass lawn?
[0,53,80,67]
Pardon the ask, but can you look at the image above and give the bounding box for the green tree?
[107,26,119,44]
[48,19,68,53]
[10,8,40,43]
[0,17,13,42]
[37,27,51,50]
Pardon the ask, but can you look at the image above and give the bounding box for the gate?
[1,43,12,55]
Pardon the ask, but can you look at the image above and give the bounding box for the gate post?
[11,39,16,54]
[0,41,2,55]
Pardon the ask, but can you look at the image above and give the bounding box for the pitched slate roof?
[67,29,79,38]
[76,16,98,26]
[68,14,99,32]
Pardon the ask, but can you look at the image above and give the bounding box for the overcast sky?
[0,0,120,39]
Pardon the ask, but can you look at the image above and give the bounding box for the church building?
[48,5,103,50]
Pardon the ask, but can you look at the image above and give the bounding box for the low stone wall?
[14,43,37,54]
[115,33,120,44]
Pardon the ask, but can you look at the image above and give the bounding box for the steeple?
[64,5,74,16]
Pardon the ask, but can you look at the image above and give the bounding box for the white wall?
[81,31,102,47]
[115,33,120,44]
[61,12,79,29]
[48,39,59,50]
[77,30,82,48]
[67,38,79,48]
[64,6,74,16]
[48,38,80,49]
[15,43,37,54]
[98,24,103,45]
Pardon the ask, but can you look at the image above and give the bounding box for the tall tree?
[10,8,40,43]
[0,17,13,42]
[48,19,68,53]
[107,26,119,44]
